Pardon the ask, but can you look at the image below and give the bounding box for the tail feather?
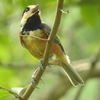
[61,62,84,86]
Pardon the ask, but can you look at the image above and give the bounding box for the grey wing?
[41,23,66,54]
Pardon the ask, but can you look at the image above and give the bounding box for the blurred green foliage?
[0,0,100,100]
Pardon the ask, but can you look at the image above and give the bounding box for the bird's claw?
[39,59,45,71]
[31,68,39,88]
[39,59,52,72]
[31,78,39,89]
[40,78,44,86]
[31,67,44,88]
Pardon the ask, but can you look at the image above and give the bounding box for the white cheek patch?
[20,12,34,28]
[20,18,26,27]
[20,26,23,31]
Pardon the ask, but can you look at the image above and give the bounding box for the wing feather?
[41,23,66,54]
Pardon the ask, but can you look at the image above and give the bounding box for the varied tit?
[19,4,84,86]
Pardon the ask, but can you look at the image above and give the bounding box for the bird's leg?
[31,67,44,88]
[39,59,45,71]
[31,67,39,88]
[39,59,52,72]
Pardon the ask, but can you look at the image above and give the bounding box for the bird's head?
[21,4,40,28]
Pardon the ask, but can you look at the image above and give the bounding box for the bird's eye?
[25,7,30,12]
[22,7,30,16]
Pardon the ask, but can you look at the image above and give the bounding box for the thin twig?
[42,0,64,66]
[0,87,22,100]
[20,35,48,41]
[21,0,64,100]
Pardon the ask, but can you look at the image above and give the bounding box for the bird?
[19,4,84,86]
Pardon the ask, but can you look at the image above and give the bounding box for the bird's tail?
[61,56,84,86]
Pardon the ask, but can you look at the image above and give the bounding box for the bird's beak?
[32,4,39,14]
[35,4,39,10]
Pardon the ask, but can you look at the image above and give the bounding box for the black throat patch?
[22,14,42,32]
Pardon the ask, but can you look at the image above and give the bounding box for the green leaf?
[11,87,23,94]
[0,87,22,99]
[23,84,30,89]
[11,84,30,95]
[80,4,98,28]
[0,90,10,97]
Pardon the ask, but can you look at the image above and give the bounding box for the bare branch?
[37,62,100,100]
[20,35,48,41]
[36,47,100,100]
[0,87,22,100]
[21,0,64,100]
[74,48,100,100]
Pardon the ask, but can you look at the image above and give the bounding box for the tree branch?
[36,47,100,100]
[74,47,100,100]
[0,87,22,100]
[21,0,64,100]
[37,62,100,100]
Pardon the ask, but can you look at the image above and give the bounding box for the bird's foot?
[31,67,44,88]
[39,59,52,72]
[31,68,39,88]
